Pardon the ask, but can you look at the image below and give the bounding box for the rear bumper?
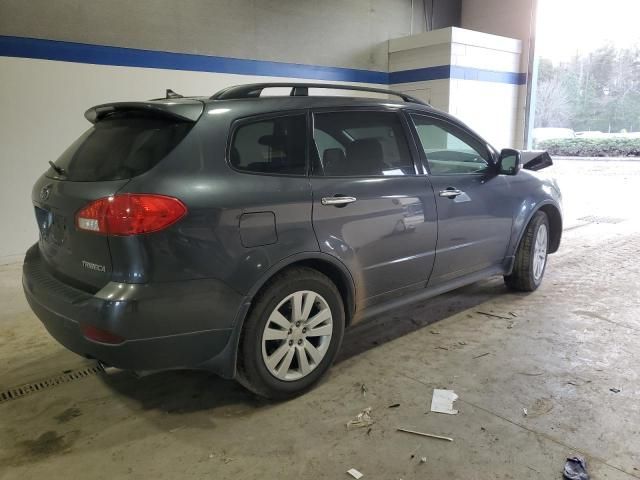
[22,244,246,373]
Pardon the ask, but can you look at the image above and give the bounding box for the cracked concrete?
[1,158,639,479]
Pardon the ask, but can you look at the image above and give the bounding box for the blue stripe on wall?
[0,35,526,86]
[389,65,453,84]
[450,66,526,85]
[389,65,526,85]
[0,35,389,84]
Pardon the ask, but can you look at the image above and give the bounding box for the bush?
[536,137,640,157]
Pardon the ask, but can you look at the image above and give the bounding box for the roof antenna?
[166,89,183,99]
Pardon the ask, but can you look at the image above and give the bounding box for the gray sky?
[536,0,640,62]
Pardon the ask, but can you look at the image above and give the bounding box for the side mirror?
[497,148,522,175]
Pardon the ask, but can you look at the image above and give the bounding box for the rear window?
[48,115,192,181]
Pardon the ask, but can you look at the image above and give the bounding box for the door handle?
[321,196,357,206]
[439,188,463,198]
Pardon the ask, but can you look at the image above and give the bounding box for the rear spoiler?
[84,100,204,124]
[520,150,553,171]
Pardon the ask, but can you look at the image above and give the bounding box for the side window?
[230,114,307,175]
[313,111,414,176]
[410,114,490,175]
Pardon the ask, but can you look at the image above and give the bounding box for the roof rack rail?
[210,83,428,105]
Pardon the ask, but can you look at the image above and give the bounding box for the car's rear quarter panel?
[117,110,319,296]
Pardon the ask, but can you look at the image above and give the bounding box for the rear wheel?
[237,267,345,399]
[504,211,549,292]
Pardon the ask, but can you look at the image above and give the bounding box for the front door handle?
[439,188,463,198]
[321,196,357,206]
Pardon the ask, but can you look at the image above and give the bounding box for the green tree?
[535,45,640,132]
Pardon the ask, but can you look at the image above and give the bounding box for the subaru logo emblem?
[40,184,52,201]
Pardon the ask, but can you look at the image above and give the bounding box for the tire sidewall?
[527,213,550,288]
[242,272,345,397]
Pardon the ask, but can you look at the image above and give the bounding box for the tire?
[236,267,345,399]
[504,211,550,292]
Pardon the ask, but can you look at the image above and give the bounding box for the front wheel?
[504,211,550,292]
[237,267,345,399]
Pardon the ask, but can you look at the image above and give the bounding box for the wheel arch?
[508,200,562,265]
[538,204,562,253]
[244,253,357,326]
[205,253,356,380]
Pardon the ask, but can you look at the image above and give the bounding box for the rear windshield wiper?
[48,160,66,176]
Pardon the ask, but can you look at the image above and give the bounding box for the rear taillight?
[76,194,187,236]
[80,323,125,344]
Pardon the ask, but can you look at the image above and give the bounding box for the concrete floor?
[1,158,639,479]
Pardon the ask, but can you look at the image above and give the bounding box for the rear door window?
[312,111,415,176]
[230,114,307,175]
[49,115,192,181]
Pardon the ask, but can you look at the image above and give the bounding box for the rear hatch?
[32,99,203,291]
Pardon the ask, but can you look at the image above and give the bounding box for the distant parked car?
[23,83,562,398]
[575,131,606,138]
[533,127,575,146]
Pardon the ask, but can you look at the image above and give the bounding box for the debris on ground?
[567,379,591,386]
[420,457,427,464]
[397,427,454,442]
[388,403,401,408]
[347,468,364,479]
[431,389,459,415]
[361,384,367,396]
[476,311,511,320]
[509,312,518,317]
[523,408,528,417]
[347,407,374,429]
[458,341,467,346]
[527,397,554,417]
[473,352,490,359]
[430,330,440,335]
[437,346,449,351]
[507,321,516,329]
[610,388,621,393]
[563,455,590,480]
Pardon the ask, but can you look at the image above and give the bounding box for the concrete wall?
[0,0,464,262]
[461,0,536,147]
[389,27,523,148]
[0,0,406,71]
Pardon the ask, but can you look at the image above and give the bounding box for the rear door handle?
[439,188,463,198]
[321,196,357,206]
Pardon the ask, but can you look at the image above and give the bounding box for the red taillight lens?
[76,194,187,236]
[80,323,125,344]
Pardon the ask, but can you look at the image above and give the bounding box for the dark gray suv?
[23,83,562,398]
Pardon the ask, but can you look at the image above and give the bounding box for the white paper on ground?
[430,389,459,414]
[347,468,363,479]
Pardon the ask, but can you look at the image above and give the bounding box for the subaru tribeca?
[23,83,562,398]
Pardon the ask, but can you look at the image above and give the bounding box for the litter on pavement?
[346,407,374,429]
[347,468,364,479]
[397,427,454,442]
[430,389,459,415]
[563,455,590,480]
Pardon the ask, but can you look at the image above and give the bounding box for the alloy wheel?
[532,223,548,281]
[261,290,333,381]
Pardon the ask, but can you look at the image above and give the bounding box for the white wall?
[0,56,380,262]
[461,0,536,147]
[389,27,523,149]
